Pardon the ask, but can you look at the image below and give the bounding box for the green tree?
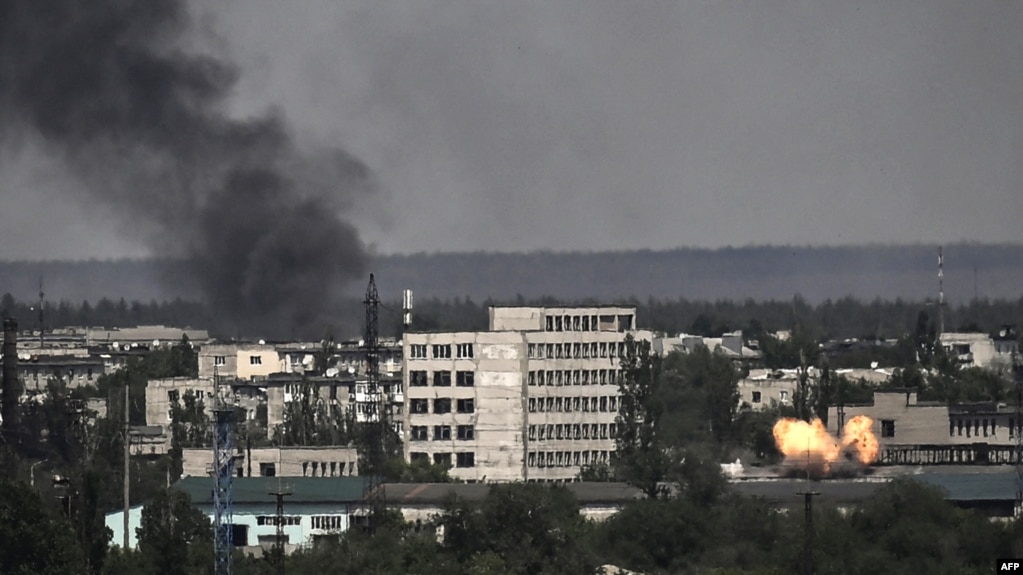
[137,489,213,575]
[614,336,671,498]
[0,480,85,575]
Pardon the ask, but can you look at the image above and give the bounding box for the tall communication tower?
[937,247,945,336]
[359,274,386,527]
[212,369,235,575]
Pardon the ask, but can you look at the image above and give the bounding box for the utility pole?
[123,378,130,549]
[269,485,292,575]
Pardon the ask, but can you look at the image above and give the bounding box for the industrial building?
[402,305,653,482]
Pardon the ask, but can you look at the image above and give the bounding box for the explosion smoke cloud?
[773,415,879,476]
[0,1,371,336]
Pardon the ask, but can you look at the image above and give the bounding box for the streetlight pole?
[30,460,46,487]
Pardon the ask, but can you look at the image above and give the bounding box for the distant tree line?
[3,291,1022,343]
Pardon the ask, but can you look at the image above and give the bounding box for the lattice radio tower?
[360,274,387,525]
[212,368,235,575]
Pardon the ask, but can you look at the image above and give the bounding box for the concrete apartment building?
[940,328,1019,372]
[402,305,652,483]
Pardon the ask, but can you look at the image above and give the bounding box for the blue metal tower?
[212,370,234,575]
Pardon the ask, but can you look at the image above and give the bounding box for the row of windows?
[528,369,622,386]
[409,398,475,414]
[410,452,476,468]
[410,425,475,441]
[256,516,301,526]
[408,343,475,360]
[528,341,628,360]
[408,371,474,387]
[527,450,611,468]
[528,395,618,413]
[310,515,345,531]
[750,390,790,403]
[529,423,617,441]
[544,314,632,332]
[950,417,1004,438]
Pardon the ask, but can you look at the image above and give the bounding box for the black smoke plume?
[0,1,370,337]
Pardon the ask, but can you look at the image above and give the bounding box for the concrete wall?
[145,377,215,428]
[182,446,359,478]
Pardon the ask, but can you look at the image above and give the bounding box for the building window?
[410,399,429,414]
[433,425,451,440]
[546,316,554,331]
[409,344,427,359]
[456,343,474,358]
[259,463,276,477]
[410,371,428,386]
[779,391,789,402]
[410,452,429,463]
[433,371,452,387]
[249,355,262,365]
[457,425,475,440]
[457,398,475,414]
[456,371,475,387]
[752,391,762,403]
[881,420,895,438]
[456,452,475,468]
[214,355,226,366]
[168,390,180,403]
[432,344,451,359]
[434,398,452,414]
[433,453,452,467]
[410,426,428,441]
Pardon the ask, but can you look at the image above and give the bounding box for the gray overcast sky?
[1,0,1021,260]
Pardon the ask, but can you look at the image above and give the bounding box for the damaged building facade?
[402,305,653,482]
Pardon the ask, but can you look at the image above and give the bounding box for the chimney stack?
[2,317,20,437]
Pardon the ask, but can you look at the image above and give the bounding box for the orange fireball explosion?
[772,415,879,474]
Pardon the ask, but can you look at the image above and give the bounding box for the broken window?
[456,452,475,468]
[409,344,427,359]
[752,391,762,403]
[599,315,615,331]
[528,426,537,440]
[456,343,474,359]
[546,316,554,331]
[573,316,581,331]
[432,344,452,359]
[458,398,475,414]
[433,453,452,467]
[881,419,895,438]
[457,425,475,440]
[410,426,428,441]
[433,371,452,386]
[434,398,451,414]
[528,344,537,359]
[410,371,428,386]
[599,397,608,412]
[410,399,429,414]
[528,452,536,467]
[456,371,475,387]
[410,452,428,463]
[528,398,536,413]
[433,425,452,440]
[617,314,633,331]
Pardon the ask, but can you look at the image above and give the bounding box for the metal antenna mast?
[360,274,387,528]
[937,247,945,336]
[212,368,235,575]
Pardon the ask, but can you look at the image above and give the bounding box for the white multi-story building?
[402,305,652,483]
